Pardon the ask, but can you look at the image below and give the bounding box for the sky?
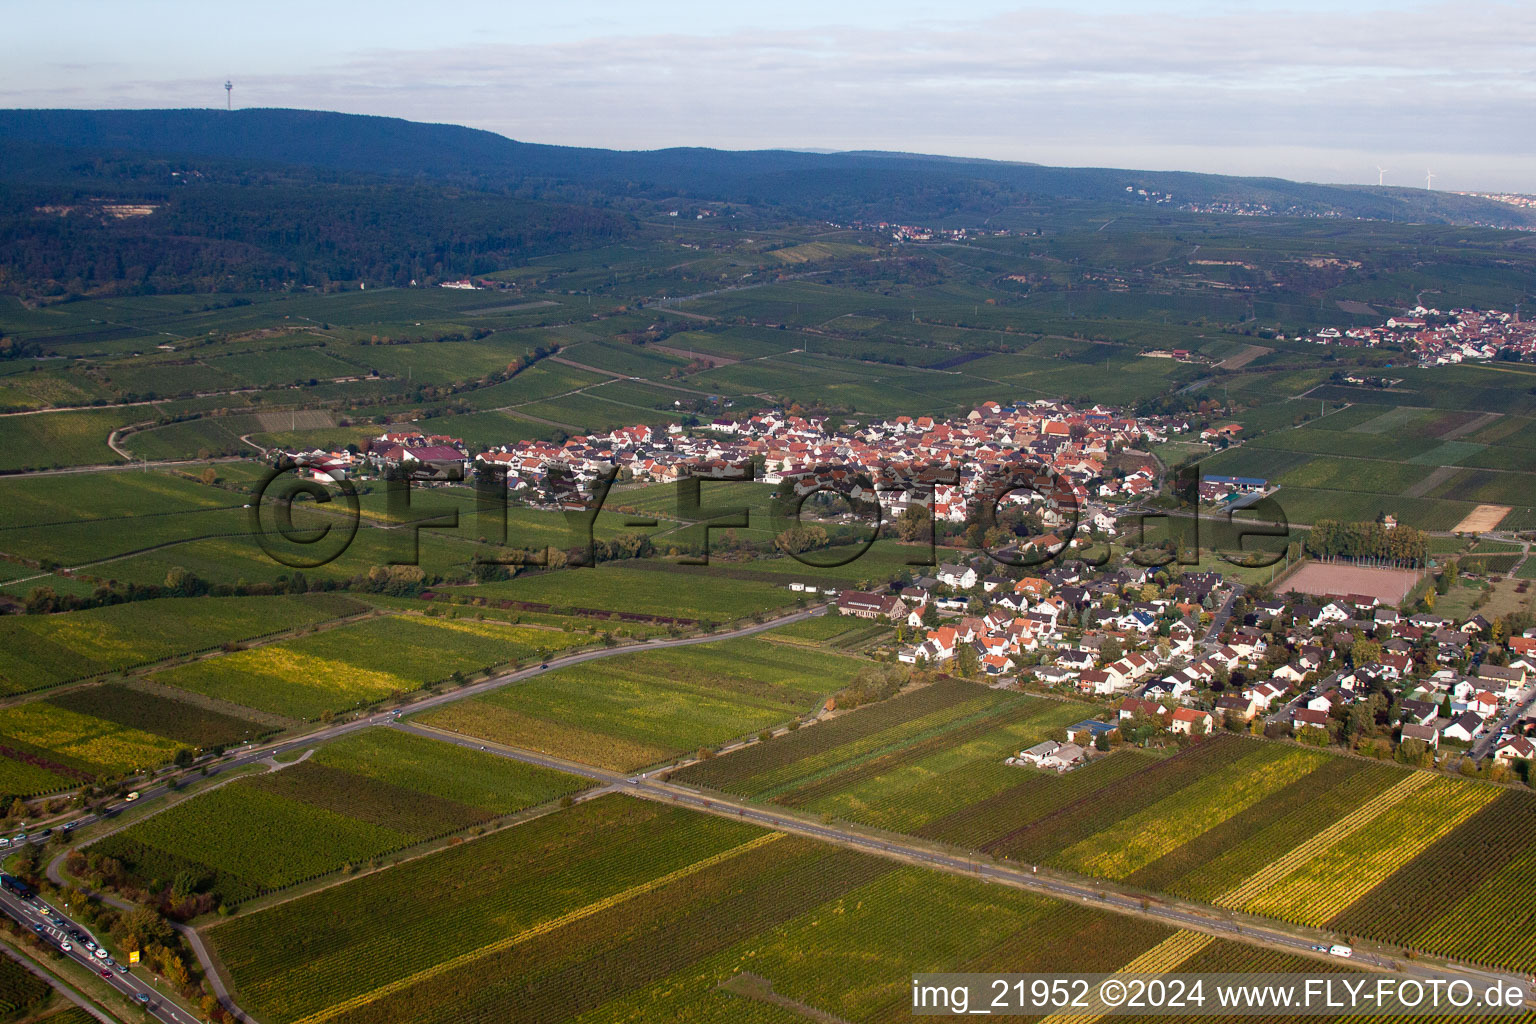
[3,0,1533,192]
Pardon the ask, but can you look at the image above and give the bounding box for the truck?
[0,873,33,899]
[1328,944,1353,958]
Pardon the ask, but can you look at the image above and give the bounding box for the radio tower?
[225,80,232,110]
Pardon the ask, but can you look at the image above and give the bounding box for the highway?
[14,598,1529,1020]
[7,603,827,848]
[6,605,825,1022]
[0,884,201,1024]
[401,723,1530,1000]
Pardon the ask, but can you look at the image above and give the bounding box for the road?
[0,885,201,1024]
[10,605,827,1021]
[17,602,827,842]
[416,724,1529,998]
[1202,584,1243,644]
[0,456,249,479]
[1473,680,1536,760]
[19,598,1526,1019]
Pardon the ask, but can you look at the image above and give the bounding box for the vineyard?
[765,699,1093,833]
[0,593,368,696]
[48,682,267,749]
[1130,757,1401,899]
[417,636,860,771]
[0,752,79,799]
[205,792,1211,1024]
[983,735,1260,863]
[32,1009,97,1024]
[153,614,585,719]
[1331,789,1536,970]
[87,730,589,906]
[1240,775,1495,925]
[0,681,271,795]
[311,728,587,814]
[917,748,1163,849]
[1051,745,1327,880]
[0,955,51,1019]
[0,700,185,779]
[673,678,1007,795]
[205,798,768,1022]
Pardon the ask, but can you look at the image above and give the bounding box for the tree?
[955,644,980,678]
[894,505,931,543]
[1351,637,1383,666]
[199,466,218,486]
[1099,637,1123,663]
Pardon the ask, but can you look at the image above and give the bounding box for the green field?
[152,614,586,719]
[417,635,861,770]
[201,795,1184,1024]
[0,407,137,470]
[86,728,588,906]
[466,564,800,621]
[196,791,1382,1024]
[0,593,368,696]
[0,954,52,1019]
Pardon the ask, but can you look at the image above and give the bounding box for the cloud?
[4,2,1533,189]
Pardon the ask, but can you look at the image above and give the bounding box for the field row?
[87,729,588,907]
[418,635,862,771]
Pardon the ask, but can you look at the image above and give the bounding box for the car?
[100,968,112,978]
[30,924,42,933]
[59,941,72,952]
[93,947,108,960]
[124,792,140,802]
[0,838,9,848]
[12,833,24,843]
[115,964,129,974]
[103,956,115,966]
[38,828,51,838]
[135,993,150,1004]
[84,940,97,951]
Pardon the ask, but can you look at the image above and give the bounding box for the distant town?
[1304,306,1536,367]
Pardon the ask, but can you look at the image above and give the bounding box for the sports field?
[1277,561,1422,604]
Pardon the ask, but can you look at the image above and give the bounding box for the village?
[834,565,1536,778]
[271,397,1536,780]
[1306,306,1536,366]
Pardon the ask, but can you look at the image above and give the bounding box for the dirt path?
[719,973,853,1024]
[1216,344,1272,370]
[650,344,736,366]
[548,356,627,378]
[1440,410,1503,441]
[1403,463,1460,498]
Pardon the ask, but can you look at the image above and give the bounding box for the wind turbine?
[1376,167,1389,186]
[1425,169,1436,190]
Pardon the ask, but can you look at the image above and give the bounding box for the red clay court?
[1281,561,1422,606]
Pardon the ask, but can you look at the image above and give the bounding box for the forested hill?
[1,107,1533,299]
[2,107,1532,229]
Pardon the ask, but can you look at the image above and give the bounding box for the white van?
[1328,944,1353,958]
